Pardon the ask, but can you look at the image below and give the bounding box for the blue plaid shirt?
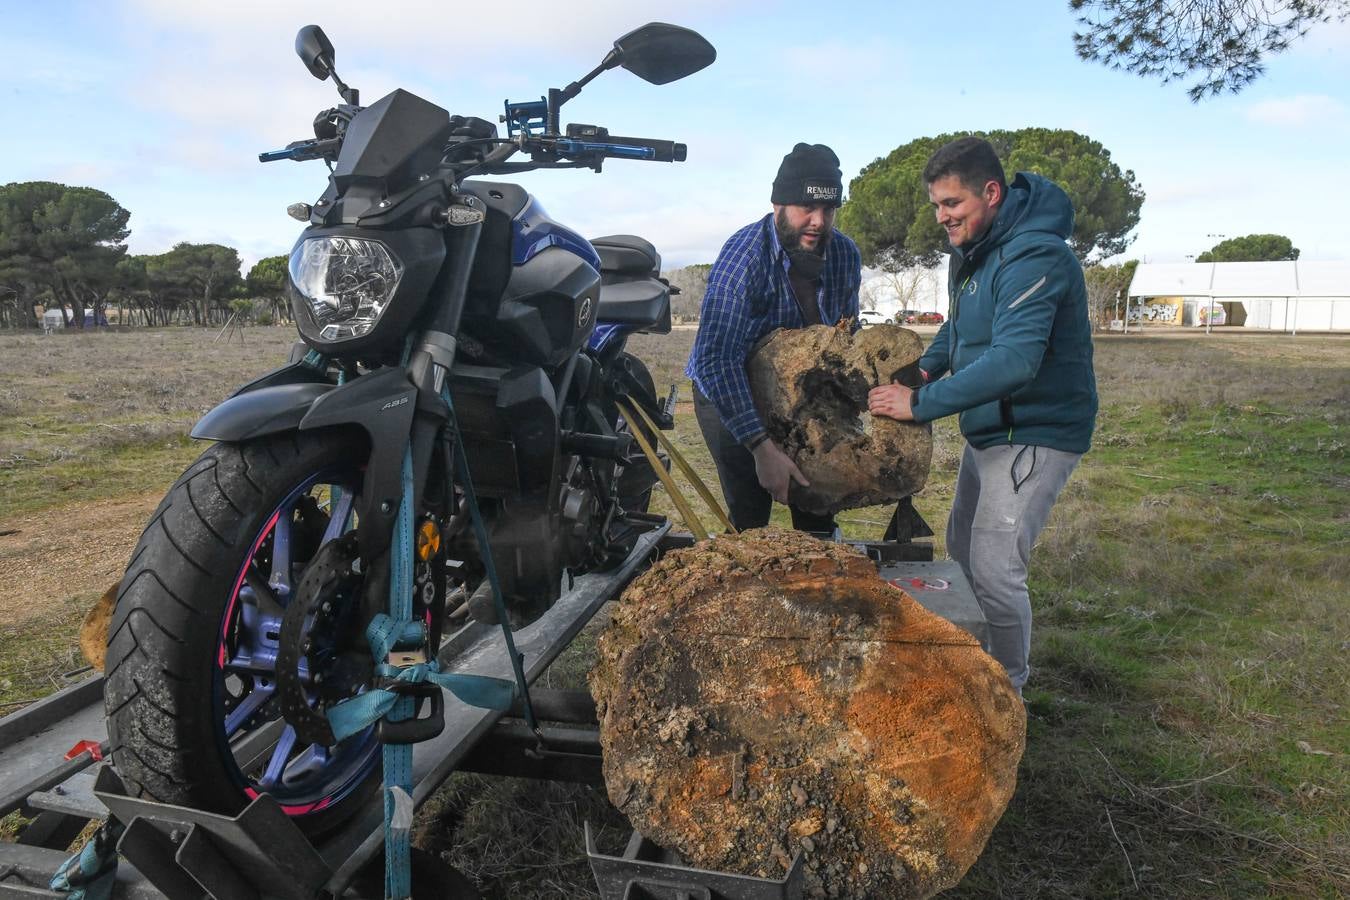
[686,213,861,443]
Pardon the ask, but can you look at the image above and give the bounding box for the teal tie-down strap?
[381,447,418,900]
[440,385,542,735]
[321,446,508,899]
[323,380,542,898]
[49,818,124,899]
[325,615,516,743]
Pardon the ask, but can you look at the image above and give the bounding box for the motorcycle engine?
[560,457,606,571]
[450,455,609,623]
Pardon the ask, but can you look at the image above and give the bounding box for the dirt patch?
[0,493,159,624]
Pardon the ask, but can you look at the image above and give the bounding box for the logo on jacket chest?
[966,279,978,295]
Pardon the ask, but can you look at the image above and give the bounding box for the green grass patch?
[0,591,92,713]
[0,328,298,520]
[0,430,201,518]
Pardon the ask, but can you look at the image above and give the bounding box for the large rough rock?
[591,529,1025,899]
[748,323,932,515]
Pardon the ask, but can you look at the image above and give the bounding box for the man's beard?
[775,208,832,255]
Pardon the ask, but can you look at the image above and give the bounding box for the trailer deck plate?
[877,558,989,651]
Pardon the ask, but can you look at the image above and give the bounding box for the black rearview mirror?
[612,23,716,85]
[296,25,336,81]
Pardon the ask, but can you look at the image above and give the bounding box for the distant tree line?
[1196,233,1299,263]
[0,181,289,330]
[5,178,1295,335]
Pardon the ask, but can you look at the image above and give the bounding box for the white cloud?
[1297,17,1350,54]
[127,0,740,61]
[47,161,128,186]
[1245,94,1347,127]
[1143,176,1231,207]
[111,2,749,173]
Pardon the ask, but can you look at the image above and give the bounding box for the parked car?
[916,311,945,325]
[857,309,890,326]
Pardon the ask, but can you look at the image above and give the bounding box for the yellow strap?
[622,400,736,534]
[616,399,709,541]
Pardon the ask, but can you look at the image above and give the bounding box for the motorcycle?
[103,21,715,836]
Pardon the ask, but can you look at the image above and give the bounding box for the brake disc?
[275,532,367,746]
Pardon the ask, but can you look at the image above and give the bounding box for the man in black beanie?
[686,142,862,532]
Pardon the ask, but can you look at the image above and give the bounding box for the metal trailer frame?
[0,513,989,900]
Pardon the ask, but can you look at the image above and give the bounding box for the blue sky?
[5,1,1349,272]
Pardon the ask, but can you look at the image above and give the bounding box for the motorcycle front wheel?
[104,428,381,836]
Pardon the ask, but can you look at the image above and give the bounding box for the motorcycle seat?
[597,278,670,332]
[592,234,661,276]
[592,234,670,333]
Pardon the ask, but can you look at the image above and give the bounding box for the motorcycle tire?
[104,428,382,837]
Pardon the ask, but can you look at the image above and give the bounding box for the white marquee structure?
[1127,261,1350,333]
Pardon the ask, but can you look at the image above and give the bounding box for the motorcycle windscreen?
[331,89,453,198]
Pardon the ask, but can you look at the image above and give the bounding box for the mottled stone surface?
[748,323,932,515]
[591,529,1026,898]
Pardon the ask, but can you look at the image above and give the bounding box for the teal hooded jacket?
[912,172,1098,453]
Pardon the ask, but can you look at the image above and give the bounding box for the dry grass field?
[0,324,1346,897]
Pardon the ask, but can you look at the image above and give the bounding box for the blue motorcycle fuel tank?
[458,182,600,369]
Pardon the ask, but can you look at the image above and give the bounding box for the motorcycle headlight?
[289,237,404,343]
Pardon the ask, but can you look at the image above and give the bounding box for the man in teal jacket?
[869,136,1097,695]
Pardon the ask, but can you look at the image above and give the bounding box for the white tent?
[1127,261,1350,332]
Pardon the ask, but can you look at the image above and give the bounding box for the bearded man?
[686,142,861,532]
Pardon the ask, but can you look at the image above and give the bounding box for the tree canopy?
[1195,233,1300,263]
[1071,0,1350,101]
[147,243,244,325]
[1083,259,1139,326]
[0,181,130,326]
[246,255,289,299]
[245,254,292,325]
[0,181,273,329]
[838,128,1144,270]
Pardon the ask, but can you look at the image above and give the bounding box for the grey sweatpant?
[947,443,1081,693]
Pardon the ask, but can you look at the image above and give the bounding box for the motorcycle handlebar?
[542,133,686,164]
[261,121,684,176]
[258,137,343,163]
[603,135,686,163]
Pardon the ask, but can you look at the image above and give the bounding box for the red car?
[915,311,945,325]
